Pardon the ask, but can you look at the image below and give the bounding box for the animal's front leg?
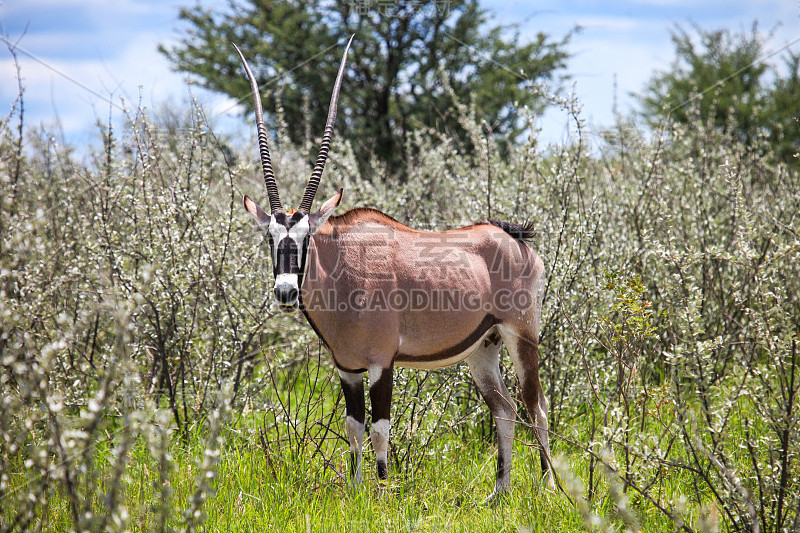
[368,365,393,480]
[339,369,365,485]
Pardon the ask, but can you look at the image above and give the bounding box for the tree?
[765,52,800,167]
[639,23,768,146]
[639,23,799,169]
[160,0,572,174]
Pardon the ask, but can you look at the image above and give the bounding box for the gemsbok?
[236,36,553,499]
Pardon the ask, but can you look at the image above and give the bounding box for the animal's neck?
[301,228,337,295]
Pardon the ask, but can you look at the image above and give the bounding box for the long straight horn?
[233,43,283,214]
[298,35,354,214]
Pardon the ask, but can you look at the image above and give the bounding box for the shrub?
[1,67,797,532]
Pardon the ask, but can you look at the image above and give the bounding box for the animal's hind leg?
[499,326,554,488]
[466,331,516,500]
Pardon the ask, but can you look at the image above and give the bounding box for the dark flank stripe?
[395,314,497,363]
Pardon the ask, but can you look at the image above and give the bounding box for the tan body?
[302,208,544,371]
[299,208,553,496]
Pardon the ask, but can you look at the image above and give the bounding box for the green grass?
[5,354,769,533]
[27,413,695,533]
[11,354,736,533]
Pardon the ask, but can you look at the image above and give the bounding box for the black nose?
[274,285,298,305]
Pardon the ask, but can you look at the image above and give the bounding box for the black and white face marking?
[268,211,311,310]
[243,189,344,312]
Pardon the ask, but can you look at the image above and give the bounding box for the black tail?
[486,219,535,243]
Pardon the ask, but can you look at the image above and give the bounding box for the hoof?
[543,470,556,491]
[349,475,363,491]
[482,489,507,505]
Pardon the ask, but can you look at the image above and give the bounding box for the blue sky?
[2,0,799,153]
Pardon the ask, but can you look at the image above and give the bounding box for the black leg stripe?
[341,376,365,424]
[369,368,393,422]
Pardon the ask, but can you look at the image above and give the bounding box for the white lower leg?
[346,415,365,484]
[371,418,390,479]
[368,365,393,480]
[494,414,515,494]
[536,396,555,489]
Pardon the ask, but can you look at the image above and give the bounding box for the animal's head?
[236,37,351,312]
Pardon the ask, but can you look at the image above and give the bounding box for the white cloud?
[0,1,230,153]
[2,0,799,152]
[482,0,800,145]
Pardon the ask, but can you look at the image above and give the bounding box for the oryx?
[236,36,553,499]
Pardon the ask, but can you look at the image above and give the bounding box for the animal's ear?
[243,195,271,226]
[308,188,343,234]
